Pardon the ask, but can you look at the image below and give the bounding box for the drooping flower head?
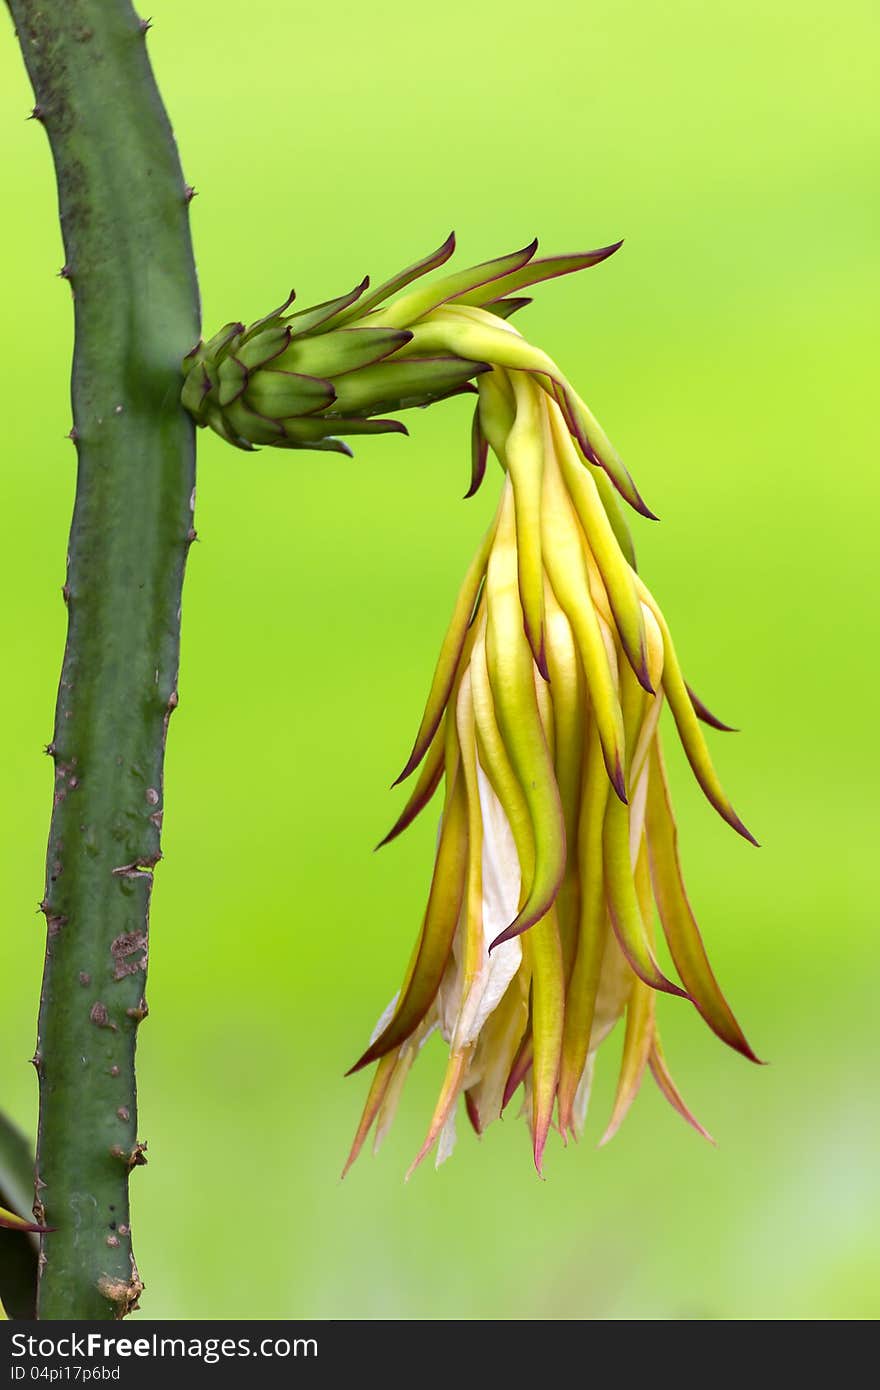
[184,237,760,1175]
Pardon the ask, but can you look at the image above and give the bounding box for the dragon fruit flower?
[325,241,761,1176]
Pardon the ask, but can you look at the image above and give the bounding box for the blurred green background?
[1,0,878,1321]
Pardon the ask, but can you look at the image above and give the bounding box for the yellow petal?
[467,970,530,1128]
[469,621,534,895]
[348,773,469,1073]
[603,789,686,999]
[540,424,627,802]
[485,484,566,945]
[599,975,654,1145]
[502,373,548,676]
[376,717,445,848]
[393,505,499,785]
[341,1050,400,1177]
[649,1033,715,1143]
[406,1048,472,1179]
[477,368,516,461]
[600,838,657,1144]
[557,723,611,1136]
[636,580,758,845]
[645,740,760,1061]
[543,586,586,975]
[523,906,565,1174]
[550,404,652,692]
[453,669,484,1007]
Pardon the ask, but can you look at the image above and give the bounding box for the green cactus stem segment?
[6,1,199,1319]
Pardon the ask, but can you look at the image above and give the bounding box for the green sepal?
[484,296,533,320]
[244,369,336,420]
[329,356,490,416]
[202,320,245,357]
[216,355,249,407]
[273,416,408,444]
[180,361,213,418]
[201,402,257,451]
[276,327,413,380]
[380,240,537,328]
[288,278,369,335]
[331,232,457,328]
[223,399,288,445]
[454,244,623,307]
[235,325,292,371]
[241,290,296,340]
[291,437,355,455]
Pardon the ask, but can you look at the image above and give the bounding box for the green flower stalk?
[189,238,759,1178]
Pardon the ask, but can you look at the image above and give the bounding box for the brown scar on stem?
[110,931,148,980]
[126,998,149,1021]
[111,863,156,879]
[97,1267,143,1320]
[109,1142,147,1171]
[89,1002,117,1031]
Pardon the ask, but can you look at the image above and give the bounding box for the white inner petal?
[572,1053,596,1139]
[453,761,523,1048]
[628,764,649,866]
[435,1108,458,1168]
[370,991,400,1044]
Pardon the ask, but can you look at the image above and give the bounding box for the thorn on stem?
[28,105,45,123]
[184,185,197,204]
[139,17,153,34]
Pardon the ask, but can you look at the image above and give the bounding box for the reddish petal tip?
[611,755,628,805]
[686,683,738,732]
[634,651,655,695]
[465,1090,483,1136]
[391,752,418,787]
[727,809,760,847]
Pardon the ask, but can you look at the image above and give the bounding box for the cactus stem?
[6,0,199,1319]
